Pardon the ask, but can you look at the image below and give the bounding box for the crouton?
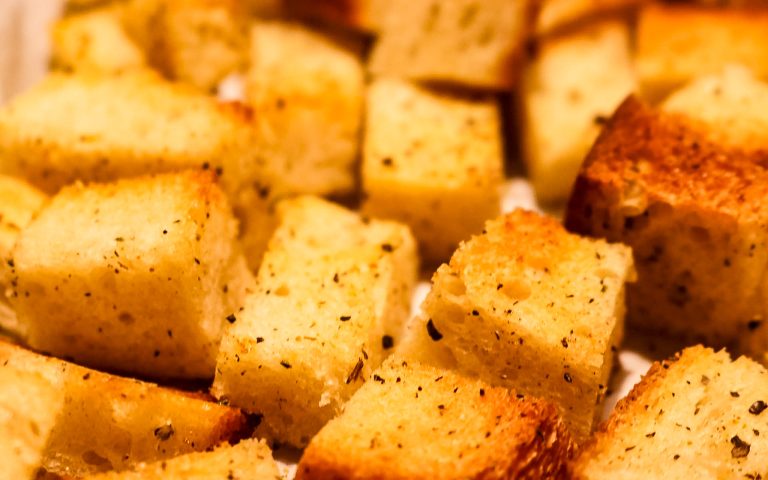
[51,6,146,74]
[0,366,63,480]
[572,346,768,479]
[565,96,768,363]
[399,209,635,441]
[636,4,768,103]
[368,0,533,90]
[362,78,503,264]
[284,0,389,33]
[0,341,247,478]
[10,171,251,379]
[521,19,635,203]
[535,0,644,35]
[212,196,418,447]
[84,439,281,479]
[246,21,364,196]
[297,358,575,480]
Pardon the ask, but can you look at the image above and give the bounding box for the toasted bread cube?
[636,4,768,103]
[84,439,281,479]
[368,0,532,90]
[521,19,635,203]
[10,171,250,379]
[284,0,389,33]
[573,346,768,479]
[51,6,146,74]
[297,358,575,479]
[213,196,418,447]
[0,366,63,480]
[362,78,503,264]
[399,209,634,441]
[566,96,768,362]
[0,341,247,478]
[247,21,364,196]
[535,0,644,35]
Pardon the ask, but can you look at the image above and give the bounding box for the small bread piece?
[247,21,364,196]
[0,341,247,478]
[213,196,418,447]
[399,209,634,441]
[10,171,250,379]
[51,6,146,74]
[297,358,575,480]
[368,0,533,90]
[362,78,503,264]
[535,0,644,35]
[572,346,768,479]
[84,439,281,479]
[565,96,768,361]
[636,4,768,102]
[521,19,635,203]
[284,0,389,33]
[0,366,63,480]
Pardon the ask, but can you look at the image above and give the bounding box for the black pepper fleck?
[226,314,237,324]
[749,400,767,415]
[426,319,443,341]
[154,424,175,441]
[731,435,750,458]
[382,335,394,350]
[563,373,573,383]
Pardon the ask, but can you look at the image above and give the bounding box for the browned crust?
[284,0,374,33]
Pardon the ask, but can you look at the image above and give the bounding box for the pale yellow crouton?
[297,358,575,479]
[10,171,251,379]
[399,209,635,441]
[213,196,418,447]
[535,0,645,35]
[362,78,503,264]
[521,19,635,203]
[573,346,768,479]
[247,21,364,196]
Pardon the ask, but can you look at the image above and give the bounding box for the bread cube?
[297,358,575,479]
[284,0,389,33]
[362,78,503,264]
[399,209,635,441]
[535,0,644,35]
[368,0,533,90]
[0,341,247,478]
[213,196,418,447]
[636,4,768,102]
[521,19,635,203]
[84,439,281,479]
[0,366,63,480]
[10,171,250,379]
[51,6,146,74]
[246,21,364,196]
[565,96,768,363]
[573,346,768,479]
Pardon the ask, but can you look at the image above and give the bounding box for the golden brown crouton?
[297,358,575,480]
[399,209,634,441]
[10,171,251,379]
[0,341,247,478]
[572,346,768,479]
[565,96,768,363]
[535,0,645,35]
[284,0,389,33]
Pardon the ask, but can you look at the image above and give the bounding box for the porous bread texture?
[0,341,247,478]
[535,0,645,35]
[10,171,251,379]
[213,196,418,447]
[565,96,768,363]
[521,18,636,203]
[298,358,575,480]
[362,78,503,265]
[572,346,768,479]
[284,0,389,33]
[398,209,634,441]
[0,366,64,480]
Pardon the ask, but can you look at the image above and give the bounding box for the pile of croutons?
[1,0,768,478]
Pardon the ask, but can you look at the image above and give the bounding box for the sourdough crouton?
[10,171,251,379]
[368,0,533,90]
[636,4,768,102]
[0,366,63,480]
[399,209,635,441]
[247,21,364,196]
[535,0,644,35]
[213,196,418,447]
[572,346,768,479]
[0,341,247,478]
[521,19,635,203]
[297,358,575,480]
[84,439,281,479]
[565,96,768,362]
[51,6,146,74]
[284,0,389,33]
[362,78,503,264]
